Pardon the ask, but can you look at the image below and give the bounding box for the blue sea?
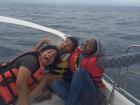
[0,3,140,101]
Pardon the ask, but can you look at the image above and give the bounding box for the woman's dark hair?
[39,45,60,69]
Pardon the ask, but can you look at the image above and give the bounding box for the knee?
[51,80,61,89]
[75,69,88,77]
[51,80,65,90]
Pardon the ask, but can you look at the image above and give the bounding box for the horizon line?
[0,2,140,7]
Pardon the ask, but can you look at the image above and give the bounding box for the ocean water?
[0,3,140,100]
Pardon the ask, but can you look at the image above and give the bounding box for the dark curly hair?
[39,45,60,70]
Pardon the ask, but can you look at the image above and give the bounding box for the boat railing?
[104,74,140,105]
[103,45,140,105]
[122,45,140,90]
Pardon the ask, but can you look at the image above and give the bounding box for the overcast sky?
[0,0,140,6]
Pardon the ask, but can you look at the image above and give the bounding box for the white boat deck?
[31,95,64,105]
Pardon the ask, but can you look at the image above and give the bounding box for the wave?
[14,40,35,46]
[0,46,21,61]
[115,20,140,26]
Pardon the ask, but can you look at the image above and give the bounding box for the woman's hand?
[32,36,50,51]
[40,37,50,45]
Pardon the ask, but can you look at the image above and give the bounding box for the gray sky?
[1,0,140,6]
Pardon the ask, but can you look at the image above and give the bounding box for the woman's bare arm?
[29,74,47,98]
[97,52,140,69]
[16,66,31,105]
[32,37,50,51]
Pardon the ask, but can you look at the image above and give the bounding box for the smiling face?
[82,39,97,56]
[40,49,57,66]
[59,38,74,54]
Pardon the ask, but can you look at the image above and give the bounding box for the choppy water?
[0,3,140,100]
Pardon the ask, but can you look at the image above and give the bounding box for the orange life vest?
[80,57,105,89]
[69,48,82,73]
[69,49,105,89]
[0,52,44,105]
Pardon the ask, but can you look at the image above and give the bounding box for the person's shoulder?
[20,53,40,72]
[74,47,82,53]
[22,53,38,62]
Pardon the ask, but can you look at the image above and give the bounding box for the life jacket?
[80,57,105,89]
[69,49,105,89]
[49,53,70,77]
[0,52,44,105]
[69,48,82,73]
